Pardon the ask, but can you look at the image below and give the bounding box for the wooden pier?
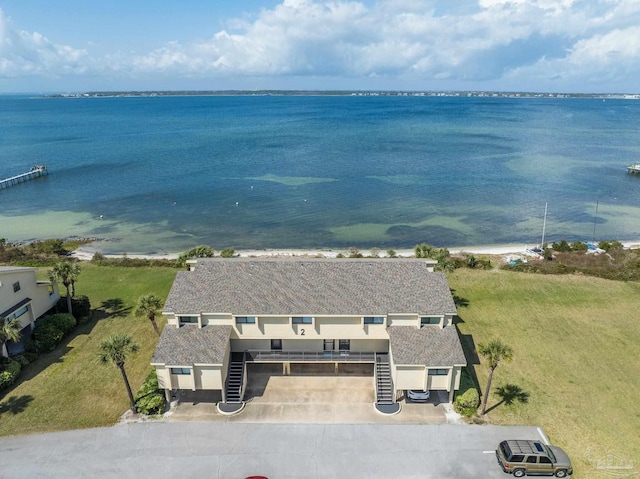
[0,165,48,189]
[627,163,640,175]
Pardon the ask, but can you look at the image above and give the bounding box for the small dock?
[0,165,48,189]
[627,163,640,175]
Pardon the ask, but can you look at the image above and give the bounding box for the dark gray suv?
[496,440,573,477]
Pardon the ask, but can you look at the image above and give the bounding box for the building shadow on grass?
[0,395,34,416]
[94,298,132,320]
[455,321,482,401]
[485,383,530,414]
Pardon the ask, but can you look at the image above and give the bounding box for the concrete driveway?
[167,368,448,424]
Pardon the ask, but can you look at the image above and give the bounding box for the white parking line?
[537,427,550,445]
[483,450,495,454]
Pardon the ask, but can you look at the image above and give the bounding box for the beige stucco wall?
[231,339,271,351]
[172,372,195,390]
[257,316,291,337]
[395,366,458,392]
[387,314,418,327]
[194,366,223,389]
[426,372,451,390]
[155,366,171,390]
[349,339,388,353]
[202,314,233,326]
[0,269,59,329]
[395,365,426,390]
[315,316,360,337]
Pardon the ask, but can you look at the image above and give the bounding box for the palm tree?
[0,316,21,358]
[478,338,514,415]
[69,262,81,297]
[98,333,139,414]
[134,294,164,336]
[49,261,81,316]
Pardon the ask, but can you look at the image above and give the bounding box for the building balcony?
[245,350,377,363]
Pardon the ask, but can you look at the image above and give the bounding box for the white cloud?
[2,1,640,91]
[0,9,88,78]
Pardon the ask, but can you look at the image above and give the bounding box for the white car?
[407,389,430,402]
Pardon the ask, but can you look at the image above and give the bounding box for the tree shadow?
[485,383,530,413]
[94,298,131,320]
[0,395,34,416]
[450,288,470,308]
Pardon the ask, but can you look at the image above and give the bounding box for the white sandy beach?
[69,241,640,262]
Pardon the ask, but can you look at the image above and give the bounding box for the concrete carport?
[168,363,447,424]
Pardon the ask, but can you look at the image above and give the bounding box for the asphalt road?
[0,422,547,478]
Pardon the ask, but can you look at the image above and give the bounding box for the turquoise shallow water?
[1,94,640,254]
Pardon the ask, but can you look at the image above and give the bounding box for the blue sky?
[1,0,639,93]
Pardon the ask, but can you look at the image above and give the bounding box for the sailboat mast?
[540,202,548,247]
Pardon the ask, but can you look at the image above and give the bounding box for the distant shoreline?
[48,90,640,100]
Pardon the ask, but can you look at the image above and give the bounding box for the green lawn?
[449,268,640,478]
[0,264,177,436]
[1,263,638,478]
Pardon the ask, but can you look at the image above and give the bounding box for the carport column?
[283,362,290,375]
[335,363,339,375]
[164,388,171,402]
[448,368,455,403]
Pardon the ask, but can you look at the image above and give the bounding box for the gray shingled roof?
[151,324,231,366]
[164,258,457,316]
[388,326,466,366]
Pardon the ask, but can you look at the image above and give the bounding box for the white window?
[170,367,190,375]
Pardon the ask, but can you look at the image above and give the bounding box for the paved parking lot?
[168,367,448,424]
[0,422,549,478]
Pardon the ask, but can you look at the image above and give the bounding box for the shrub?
[48,313,77,335]
[552,240,572,252]
[91,251,105,262]
[387,249,397,258]
[57,295,91,321]
[135,370,166,415]
[0,358,22,390]
[177,245,215,267]
[414,243,434,258]
[570,241,588,251]
[454,368,480,417]
[11,354,31,367]
[24,352,39,362]
[33,320,65,352]
[598,240,623,252]
[220,248,235,258]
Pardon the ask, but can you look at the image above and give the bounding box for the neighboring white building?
[152,258,466,414]
[0,266,60,356]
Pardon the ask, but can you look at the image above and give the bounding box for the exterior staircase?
[375,353,400,414]
[218,352,245,414]
[375,353,393,404]
[225,352,245,403]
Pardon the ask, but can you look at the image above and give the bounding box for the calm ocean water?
[1,94,640,254]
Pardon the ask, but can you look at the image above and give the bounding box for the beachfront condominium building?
[0,266,60,357]
[151,258,466,413]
